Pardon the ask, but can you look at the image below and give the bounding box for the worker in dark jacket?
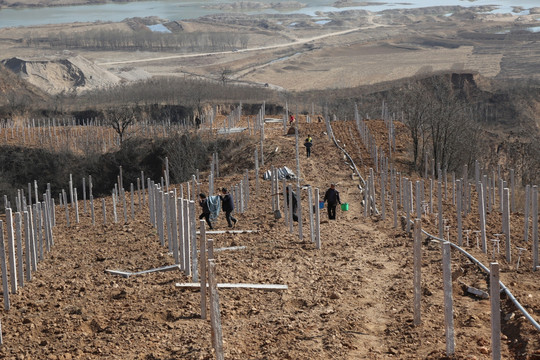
[220,187,237,228]
[323,183,341,220]
[198,193,213,229]
[304,135,313,158]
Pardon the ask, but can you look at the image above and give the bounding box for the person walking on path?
[304,135,313,158]
[220,187,238,228]
[323,183,341,220]
[198,193,213,229]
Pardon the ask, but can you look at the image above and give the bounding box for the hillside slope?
[0,118,538,359]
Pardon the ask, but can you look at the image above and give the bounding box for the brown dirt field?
[0,117,539,359]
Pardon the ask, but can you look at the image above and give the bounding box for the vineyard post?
[405,179,411,233]
[102,199,106,225]
[524,185,530,242]
[90,195,95,225]
[82,177,87,214]
[254,149,259,196]
[112,191,118,224]
[130,183,135,220]
[0,221,10,310]
[200,220,207,320]
[532,186,538,271]
[452,172,456,205]
[183,199,191,276]
[165,192,172,251]
[74,188,79,224]
[308,186,315,244]
[23,211,31,281]
[415,181,422,220]
[190,200,197,281]
[157,188,165,247]
[315,188,321,249]
[282,179,289,228]
[69,174,73,206]
[392,171,398,228]
[288,185,294,234]
[15,212,24,288]
[296,184,303,241]
[503,188,511,263]
[208,259,224,360]
[456,180,463,246]
[381,167,386,220]
[141,171,145,205]
[5,209,17,294]
[510,169,515,212]
[271,167,276,213]
[438,181,443,240]
[490,262,501,360]
[442,242,455,355]
[177,197,184,271]
[478,183,487,253]
[413,219,421,326]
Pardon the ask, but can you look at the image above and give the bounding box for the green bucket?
[341,203,349,211]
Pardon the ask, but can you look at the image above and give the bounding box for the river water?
[0,0,538,28]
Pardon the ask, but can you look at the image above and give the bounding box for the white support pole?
[438,181,443,240]
[207,259,224,360]
[524,185,530,242]
[442,242,455,355]
[490,262,501,360]
[130,184,135,220]
[14,212,24,288]
[503,188,511,263]
[413,219,422,326]
[200,219,207,320]
[308,186,315,244]
[171,192,179,265]
[5,209,17,294]
[478,183,487,253]
[190,201,198,281]
[0,221,10,310]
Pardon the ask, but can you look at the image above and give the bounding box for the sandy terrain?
[0,117,539,359]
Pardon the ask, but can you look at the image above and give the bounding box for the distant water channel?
[0,0,538,28]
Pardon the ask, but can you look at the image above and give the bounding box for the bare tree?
[103,106,137,145]
[219,68,233,86]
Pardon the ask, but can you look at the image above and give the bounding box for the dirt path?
[96,26,384,66]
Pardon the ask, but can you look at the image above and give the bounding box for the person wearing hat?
[323,183,341,220]
[220,187,238,228]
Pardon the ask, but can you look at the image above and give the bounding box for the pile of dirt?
[1,55,122,95]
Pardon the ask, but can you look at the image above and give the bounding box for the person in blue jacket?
[220,187,238,228]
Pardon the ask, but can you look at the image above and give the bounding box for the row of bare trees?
[392,75,481,175]
[23,29,249,52]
